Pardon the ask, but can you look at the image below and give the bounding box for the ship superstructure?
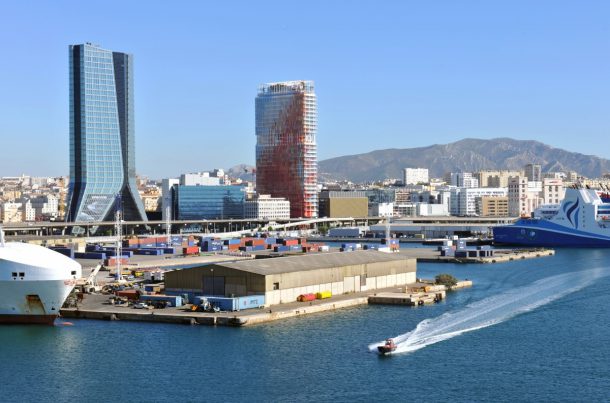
[494,187,610,247]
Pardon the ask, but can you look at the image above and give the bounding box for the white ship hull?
[0,279,77,324]
[0,240,82,325]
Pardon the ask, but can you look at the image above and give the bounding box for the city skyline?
[0,1,608,179]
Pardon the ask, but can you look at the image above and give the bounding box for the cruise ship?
[0,228,82,324]
[493,186,610,247]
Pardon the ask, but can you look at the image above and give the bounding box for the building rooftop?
[214,251,411,276]
[258,80,314,95]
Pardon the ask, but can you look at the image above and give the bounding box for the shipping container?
[297,293,316,302]
[316,291,332,299]
[104,257,129,266]
[75,252,107,260]
[140,294,183,307]
[115,290,139,300]
[282,239,298,246]
[202,295,265,311]
[265,238,277,245]
[134,249,164,256]
[183,246,199,255]
[274,246,290,252]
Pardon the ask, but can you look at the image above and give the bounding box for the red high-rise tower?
[255,81,318,218]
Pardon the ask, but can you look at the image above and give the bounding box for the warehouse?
[165,251,416,306]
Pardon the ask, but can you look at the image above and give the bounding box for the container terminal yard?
[51,231,554,327]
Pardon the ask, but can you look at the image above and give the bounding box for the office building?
[173,185,245,220]
[255,81,318,218]
[66,43,147,223]
[318,191,368,218]
[244,194,290,220]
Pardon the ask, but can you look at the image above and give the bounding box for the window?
[11,272,17,277]
[273,282,279,290]
[71,271,77,276]
[19,272,25,277]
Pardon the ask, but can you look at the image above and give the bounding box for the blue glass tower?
[66,43,147,223]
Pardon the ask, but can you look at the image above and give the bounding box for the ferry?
[493,186,610,247]
[0,228,82,324]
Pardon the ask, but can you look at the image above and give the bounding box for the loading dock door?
[203,276,225,296]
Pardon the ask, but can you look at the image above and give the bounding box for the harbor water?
[2,248,610,402]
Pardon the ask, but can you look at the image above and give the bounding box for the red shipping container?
[183,246,199,255]
[283,239,298,246]
[115,290,139,300]
[297,293,316,302]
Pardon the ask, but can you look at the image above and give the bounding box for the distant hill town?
[318,138,610,182]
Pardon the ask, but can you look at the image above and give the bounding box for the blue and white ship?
[493,186,610,247]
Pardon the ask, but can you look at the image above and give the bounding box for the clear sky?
[0,0,608,179]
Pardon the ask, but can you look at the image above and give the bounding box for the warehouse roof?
[213,251,412,276]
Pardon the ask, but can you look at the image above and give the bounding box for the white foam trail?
[369,268,606,355]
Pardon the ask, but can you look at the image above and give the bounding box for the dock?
[399,248,554,263]
[61,280,473,326]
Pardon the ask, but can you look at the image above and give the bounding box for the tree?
[435,273,458,288]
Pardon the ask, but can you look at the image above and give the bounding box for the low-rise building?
[318,191,368,218]
[165,251,416,306]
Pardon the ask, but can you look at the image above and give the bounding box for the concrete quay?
[61,288,399,327]
[398,248,555,263]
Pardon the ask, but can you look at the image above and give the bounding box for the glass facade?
[255,81,318,218]
[173,186,246,220]
[66,43,147,223]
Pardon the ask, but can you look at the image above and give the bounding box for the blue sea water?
[2,249,610,402]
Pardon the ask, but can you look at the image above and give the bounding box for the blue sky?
[0,1,608,178]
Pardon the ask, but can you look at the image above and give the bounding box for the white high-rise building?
[403,168,429,185]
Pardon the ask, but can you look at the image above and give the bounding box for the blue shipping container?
[75,252,107,259]
[202,295,265,311]
[134,249,163,255]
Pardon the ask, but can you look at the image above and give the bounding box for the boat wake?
[369,268,606,355]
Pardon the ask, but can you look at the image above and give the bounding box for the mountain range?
[317,138,610,182]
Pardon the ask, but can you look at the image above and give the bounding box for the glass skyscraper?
[66,43,147,223]
[255,81,318,218]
